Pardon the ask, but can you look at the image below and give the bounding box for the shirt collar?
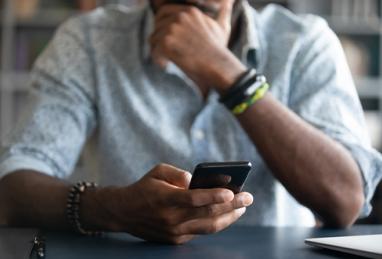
[238,0,260,68]
[141,0,259,67]
[141,6,154,62]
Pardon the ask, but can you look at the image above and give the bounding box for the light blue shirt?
[1,2,381,226]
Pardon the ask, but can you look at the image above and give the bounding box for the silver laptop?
[305,234,382,259]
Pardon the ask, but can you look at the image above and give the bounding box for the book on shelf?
[13,0,98,20]
[340,36,371,77]
[0,38,2,63]
[340,34,380,77]
[331,0,380,23]
[14,29,52,71]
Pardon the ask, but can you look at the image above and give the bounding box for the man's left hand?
[150,0,246,94]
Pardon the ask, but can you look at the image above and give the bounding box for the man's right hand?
[83,164,253,244]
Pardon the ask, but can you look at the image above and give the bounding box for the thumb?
[150,164,192,189]
[217,0,234,34]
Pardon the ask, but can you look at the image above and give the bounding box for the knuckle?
[179,170,191,182]
[207,221,220,234]
[186,6,199,16]
[232,196,241,209]
[159,211,177,226]
[206,205,218,217]
[166,214,179,226]
[155,163,167,172]
[169,236,184,245]
[176,12,188,23]
[188,194,199,206]
[168,225,181,236]
[168,23,178,34]
[163,35,174,48]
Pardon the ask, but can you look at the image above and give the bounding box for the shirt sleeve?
[288,16,382,218]
[0,16,97,179]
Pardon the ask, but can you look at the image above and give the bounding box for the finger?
[177,207,246,235]
[149,21,172,69]
[216,0,234,32]
[177,192,253,221]
[128,221,195,245]
[149,25,171,48]
[150,43,169,69]
[149,164,192,189]
[149,21,178,59]
[154,13,180,34]
[152,55,169,69]
[169,188,234,207]
[236,192,254,207]
[156,4,201,23]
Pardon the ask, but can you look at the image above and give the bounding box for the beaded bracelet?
[66,181,103,236]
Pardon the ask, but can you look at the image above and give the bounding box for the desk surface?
[2,225,382,259]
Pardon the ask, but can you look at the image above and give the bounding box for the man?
[0,0,381,244]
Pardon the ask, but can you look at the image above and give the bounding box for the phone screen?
[189,161,252,193]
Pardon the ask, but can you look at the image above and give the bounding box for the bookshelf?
[284,0,382,225]
[1,0,381,147]
[0,0,99,142]
[287,0,382,149]
[0,0,381,222]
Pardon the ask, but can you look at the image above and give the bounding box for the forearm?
[0,165,253,244]
[0,171,70,229]
[0,170,117,231]
[189,49,363,226]
[237,94,364,227]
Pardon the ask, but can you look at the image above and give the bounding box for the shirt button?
[194,129,205,140]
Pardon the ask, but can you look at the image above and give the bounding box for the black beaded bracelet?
[66,181,103,236]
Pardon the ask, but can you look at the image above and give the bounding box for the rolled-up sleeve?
[289,17,382,217]
[0,16,97,179]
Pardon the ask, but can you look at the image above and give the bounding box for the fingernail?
[222,189,234,200]
[184,171,192,180]
[237,207,246,214]
[240,194,253,206]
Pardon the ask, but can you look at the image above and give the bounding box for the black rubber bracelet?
[219,68,256,104]
[220,70,260,110]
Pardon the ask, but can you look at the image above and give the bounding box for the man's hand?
[150,0,246,94]
[85,164,253,244]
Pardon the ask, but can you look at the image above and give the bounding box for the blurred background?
[0,0,381,224]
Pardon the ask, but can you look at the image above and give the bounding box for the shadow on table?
[306,247,364,259]
[44,232,248,259]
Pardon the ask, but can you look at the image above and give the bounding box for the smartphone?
[189,161,252,194]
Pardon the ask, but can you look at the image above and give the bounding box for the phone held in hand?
[189,161,252,194]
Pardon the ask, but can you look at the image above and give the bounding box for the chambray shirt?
[1,2,382,226]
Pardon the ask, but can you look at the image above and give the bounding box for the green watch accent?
[232,83,269,115]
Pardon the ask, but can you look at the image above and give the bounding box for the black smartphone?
[189,161,252,194]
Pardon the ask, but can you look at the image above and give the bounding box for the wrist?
[206,49,247,94]
[80,185,123,232]
[219,69,270,115]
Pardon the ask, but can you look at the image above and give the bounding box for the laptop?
[305,234,382,258]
